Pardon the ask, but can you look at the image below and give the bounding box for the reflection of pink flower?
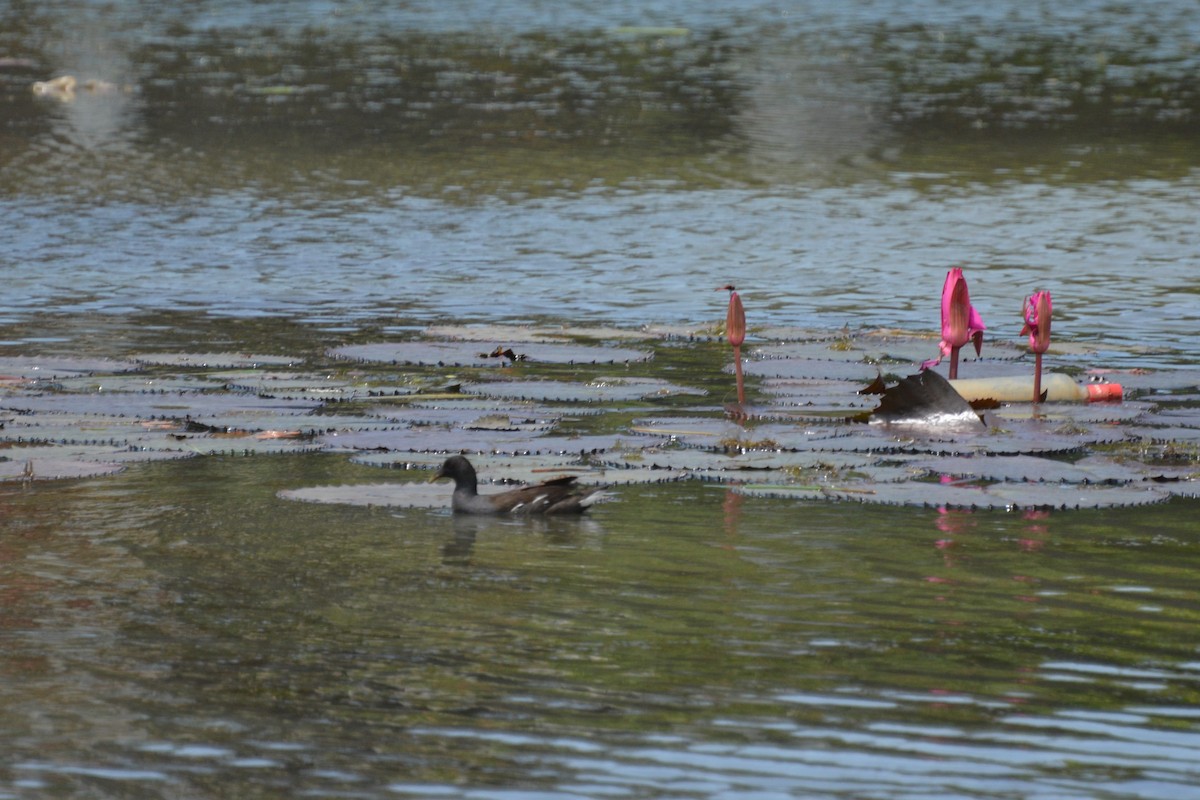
[923,268,986,379]
[934,504,974,535]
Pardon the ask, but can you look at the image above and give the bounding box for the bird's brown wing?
[488,482,578,514]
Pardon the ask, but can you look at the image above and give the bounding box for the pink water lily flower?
[1021,290,1052,401]
[1021,290,1052,353]
[922,267,986,379]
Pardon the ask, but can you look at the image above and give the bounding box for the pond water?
[2,1,1200,798]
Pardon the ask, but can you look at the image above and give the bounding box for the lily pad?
[1088,368,1200,394]
[1142,406,1200,429]
[172,435,327,456]
[600,448,906,482]
[760,378,880,410]
[601,448,791,472]
[630,417,742,440]
[417,325,569,343]
[909,454,1144,484]
[740,358,887,382]
[44,375,220,394]
[0,443,196,464]
[0,391,322,419]
[330,341,651,367]
[423,323,658,342]
[318,427,534,453]
[362,403,571,428]
[279,481,449,508]
[132,352,302,368]
[463,377,698,403]
[0,415,191,446]
[0,356,142,378]
[749,337,931,366]
[214,372,373,401]
[1131,426,1200,444]
[737,480,1170,510]
[630,418,845,452]
[0,454,125,481]
[349,451,583,471]
[998,401,1153,424]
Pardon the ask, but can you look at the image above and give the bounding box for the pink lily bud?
[923,267,987,378]
[940,267,986,354]
[1021,291,1052,354]
[720,285,746,347]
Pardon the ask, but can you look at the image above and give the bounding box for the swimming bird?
[432,455,609,515]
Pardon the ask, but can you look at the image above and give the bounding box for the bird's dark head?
[433,455,477,487]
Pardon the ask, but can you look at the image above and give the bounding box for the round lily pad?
[362,403,573,428]
[740,358,885,382]
[279,481,449,508]
[174,435,327,456]
[0,415,191,446]
[422,323,658,342]
[599,448,896,482]
[3,443,197,464]
[349,451,583,471]
[213,372,372,401]
[47,375,220,393]
[316,427,534,453]
[0,356,142,378]
[760,378,880,408]
[330,341,652,367]
[0,391,322,419]
[737,480,1170,510]
[1089,368,1200,394]
[132,353,302,368]
[418,325,568,343]
[463,377,698,403]
[909,454,1144,485]
[0,454,125,481]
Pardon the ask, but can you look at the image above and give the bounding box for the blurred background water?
[2,1,1199,798]
[2,0,1198,355]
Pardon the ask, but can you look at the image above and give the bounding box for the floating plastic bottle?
[950,373,1122,403]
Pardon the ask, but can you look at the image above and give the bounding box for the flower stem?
[1033,351,1043,403]
[733,344,745,405]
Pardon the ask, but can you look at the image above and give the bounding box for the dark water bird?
[866,369,985,427]
[432,455,610,514]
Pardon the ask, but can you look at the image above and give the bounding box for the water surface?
[2,1,1199,797]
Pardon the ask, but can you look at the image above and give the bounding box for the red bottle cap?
[1086,383,1123,402]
